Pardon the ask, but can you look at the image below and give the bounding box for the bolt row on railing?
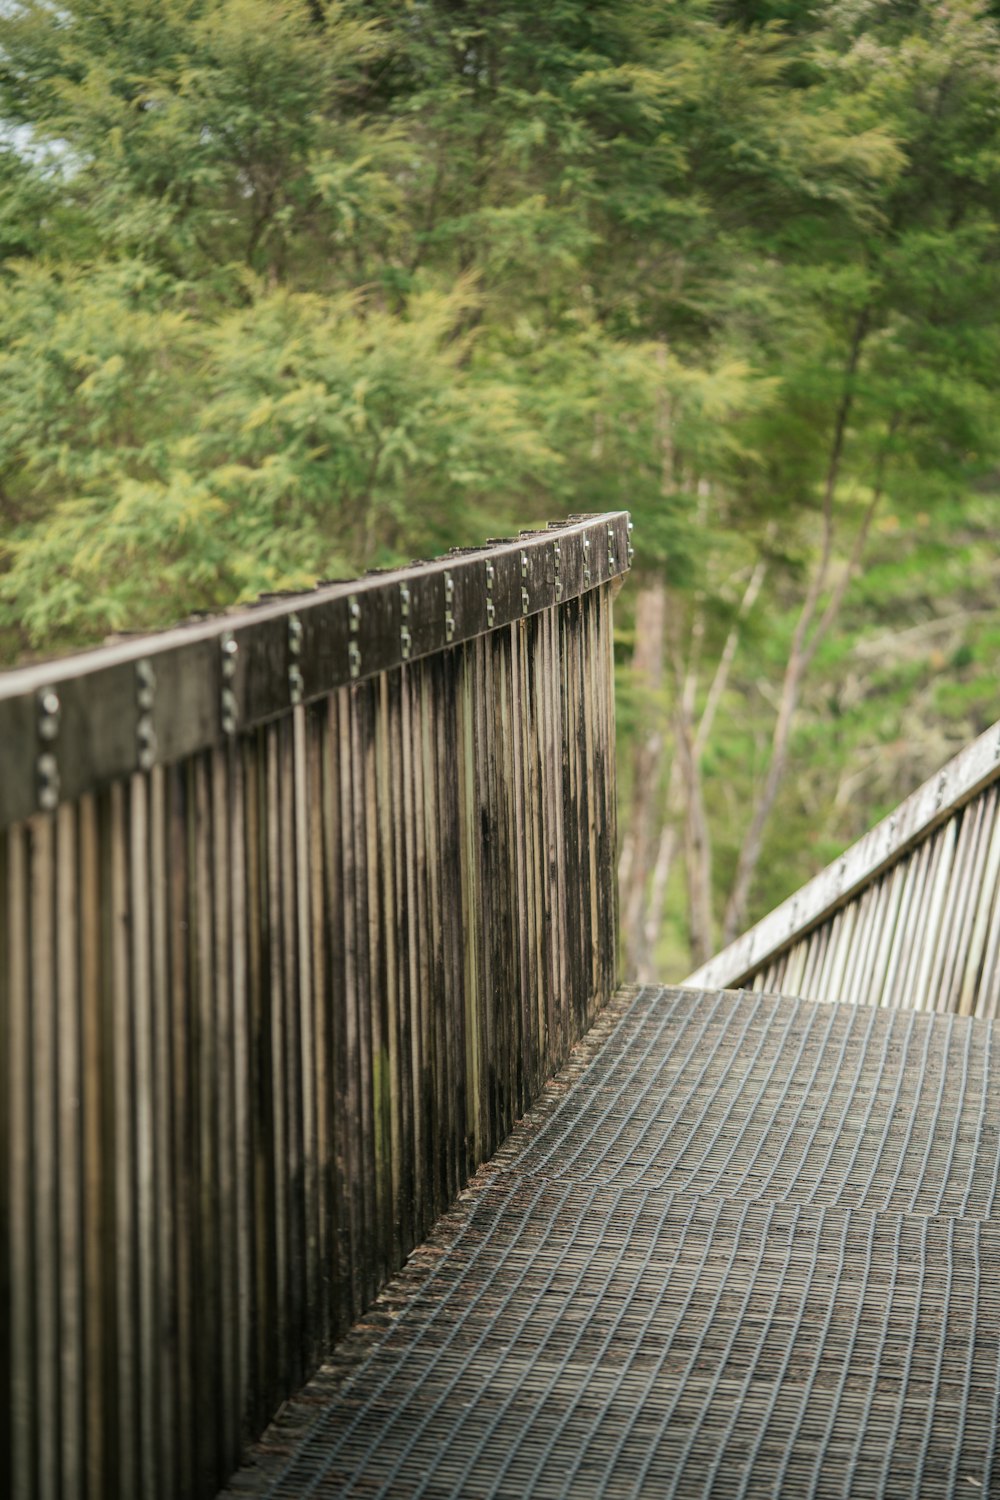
[0,512,632,1500]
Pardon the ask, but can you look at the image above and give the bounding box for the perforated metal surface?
[515,987,1000,1217]
[225,987,1000,1498]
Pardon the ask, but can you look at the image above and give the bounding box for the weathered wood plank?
[0,516,632,828]
[55,803,84,1500]
[2,530,628,1500]
[689,718,1000,1001]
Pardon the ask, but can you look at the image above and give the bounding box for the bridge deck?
[224,986,1000,1498]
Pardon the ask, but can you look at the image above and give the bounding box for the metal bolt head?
[221,686,238,735]
[136,659,156,711]
[37,751,60,811]
[221,632,238,682]
[38,689,61,741]
[444,571,456,641]
[137,713,157,771]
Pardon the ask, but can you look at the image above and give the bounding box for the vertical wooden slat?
[350,684,379,1304]
[56,802,84,1500]
[277,718,305,1384]
[226,741,251,1433]
[129,774,158,1500]
[323,693,352,1333]
[881,844,926,1011]
[781,938,807,999]
[166,765,195,1498]
[211,744,240,1478]
[148,765,177,1500]
[30,813,59,1500]
[937,797,990,1013]
[1,525,630,1500]
[511,620,534,1109]
[77,795,106,1500]
[7,825,33,1500]
[338,688,365,1316]
[244,735,273,1424]
[456,647,483,1172]
[904,830,949,1010]
[191,755,220,1490]
[398,670,418,1237]
[867,865,905,1009]
[263,726,289,1381]
[478,634,501,1149]
[293,704,320,1362]
[363,682,392,1287]
[974,824,1000,1020]
[544,607,566,1061]
[107,781,138,1499]
[959,794,1000,1017]
[421,655,450,1207]
[582,595,601,1016]
[376,674,404,1266]
[799,921,829,1002]
[306,705,333,1343]
[837,883,870,1009]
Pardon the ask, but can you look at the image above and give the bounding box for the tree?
[1,0,997,990]
[618,0,1000,970]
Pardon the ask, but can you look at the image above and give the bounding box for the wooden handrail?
[0,513,632,828]
[1,513,631,1500]
[687,717,1000,1016]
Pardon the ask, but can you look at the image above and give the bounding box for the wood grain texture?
[692,766,1000,1019]
[1,544,624,1500]
[689,717,1000,1007]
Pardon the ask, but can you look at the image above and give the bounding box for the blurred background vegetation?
[1,0,998,974]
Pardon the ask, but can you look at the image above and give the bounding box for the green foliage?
[1,0,998,977]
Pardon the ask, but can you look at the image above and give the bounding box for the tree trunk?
[722,349,893,945]
[636,558,768,973]
[618,578,668,975]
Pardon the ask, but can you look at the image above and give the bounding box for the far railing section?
[687,719,1000,1018]
[0,512,632,1500]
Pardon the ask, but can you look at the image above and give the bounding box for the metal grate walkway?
[223,986,1000,1498]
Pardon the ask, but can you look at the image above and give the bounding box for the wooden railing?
[0,513,631,1500]
[687,719,1000,1017]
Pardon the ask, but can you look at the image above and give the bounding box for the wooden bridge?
[3,511,1000,1498]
